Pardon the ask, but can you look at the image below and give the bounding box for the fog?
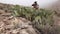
[0,0,59,8]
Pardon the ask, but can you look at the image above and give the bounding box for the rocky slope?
[0,3,39,34]
[0,3,60,34]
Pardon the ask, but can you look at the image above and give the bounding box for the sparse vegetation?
[12,5,57,34]
[0,3,60,34]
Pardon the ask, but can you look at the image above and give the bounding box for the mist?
[0,0,59,8]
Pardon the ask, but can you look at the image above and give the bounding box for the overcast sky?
[0,0,58,8]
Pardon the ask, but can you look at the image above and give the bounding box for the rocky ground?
[0,3,40,34]
[0,3,60,34]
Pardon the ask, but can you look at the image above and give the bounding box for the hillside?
[0,3,60,34]
[0,3,40,34]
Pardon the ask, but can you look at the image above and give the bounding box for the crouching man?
[32,1,39,9]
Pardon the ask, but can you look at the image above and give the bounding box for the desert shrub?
[11,5,57,34]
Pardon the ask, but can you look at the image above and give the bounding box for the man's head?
[34,1,37,4]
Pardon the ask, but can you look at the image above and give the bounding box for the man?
[32,1,39,9]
